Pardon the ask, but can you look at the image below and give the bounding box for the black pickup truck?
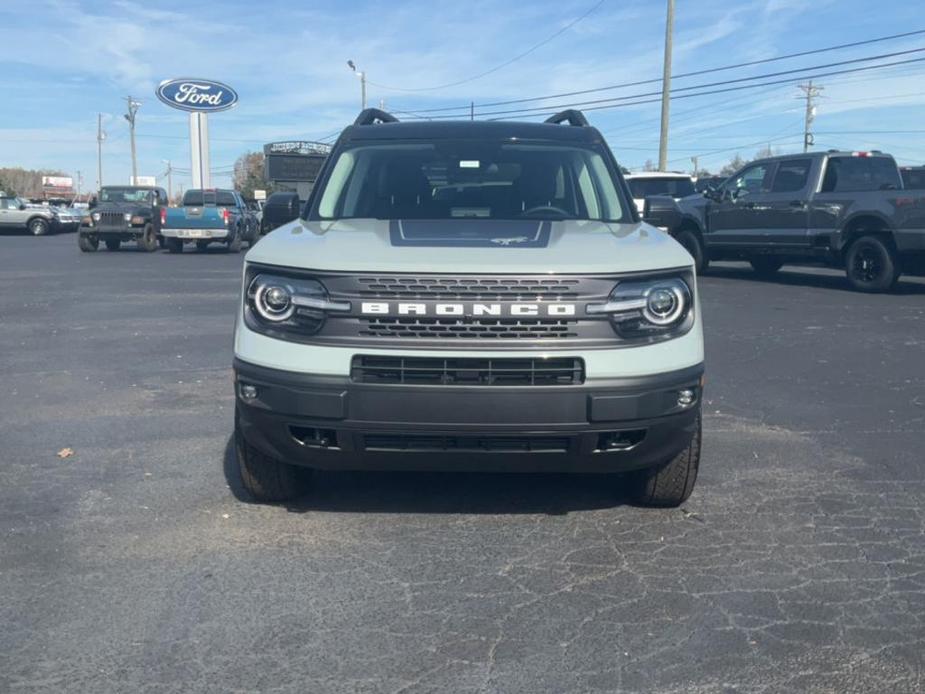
[651,151,925,292]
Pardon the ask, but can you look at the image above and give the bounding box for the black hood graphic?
[389,219,551,248]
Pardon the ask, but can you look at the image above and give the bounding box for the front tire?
[29,218,49,236]
[235,411,310,502]
[137,224,158,252]
[105,239,121,251]
[165,237,183,253]
[632,412,701,507]
[676,229,708,275]
[750,257,784,277]
[78,234,98,252]
[845,235,900,292]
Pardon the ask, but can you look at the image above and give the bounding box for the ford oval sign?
[156,78,238,113]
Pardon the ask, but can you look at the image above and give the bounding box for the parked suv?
[0,194,61,235]
[663,151,925,291]
[78,185,168,252]
[233,109,705,506]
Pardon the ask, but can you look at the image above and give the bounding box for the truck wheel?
[632,412,701,507]
[750,257,783,277]
[195,240,210,252]
[676,229,708,275]
[78,234,98,252]
[165,237,183,253]
[227,227,242,253]
[137,224,158,252]
[845,235,900,293]
[235,411,310,502]
[105,239,121,251]
[29,218,49,236]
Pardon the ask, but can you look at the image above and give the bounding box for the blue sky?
[1,0,924,192]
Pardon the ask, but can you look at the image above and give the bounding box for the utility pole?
[96,113,105,191]
[799,81,823,152]
[75,170,81,200]
[690,156,699,176]
[124,96,141,183]
[657,0,675,171]
[163,160,173,201]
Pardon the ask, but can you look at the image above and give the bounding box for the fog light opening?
[239,383,258,401]
[677,388,696,408]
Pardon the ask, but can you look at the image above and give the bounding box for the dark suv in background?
[78,185,168,252]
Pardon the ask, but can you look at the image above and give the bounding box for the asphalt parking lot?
[2,232,924,693]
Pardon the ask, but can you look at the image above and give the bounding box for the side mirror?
[642,195,682,231]
[732,187,750,201]
[19,203,27,210]
[88,196,97,209]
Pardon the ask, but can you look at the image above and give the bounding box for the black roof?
[341,115,604,145]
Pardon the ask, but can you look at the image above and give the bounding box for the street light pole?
[657,0,675,171]
[347,60,367,110]
[96,113,105,190]
[124,96,141,184]
[162,160,173,201]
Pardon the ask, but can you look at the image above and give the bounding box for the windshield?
[99,187,152,203]
[312,140,628,222]
[627,177,695,199]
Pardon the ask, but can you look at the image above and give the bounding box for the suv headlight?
[587,275,694,341]
[244,268,350,339]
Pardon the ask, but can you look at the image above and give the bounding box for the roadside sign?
[254,189,267,200]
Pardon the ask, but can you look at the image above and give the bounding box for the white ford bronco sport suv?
[233,109,704,506]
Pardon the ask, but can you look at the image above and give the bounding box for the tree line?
[0,167,68,197]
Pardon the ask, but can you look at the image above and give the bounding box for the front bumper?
[161,228,229,240]
[234,358,704,473]
[80,224,144,238]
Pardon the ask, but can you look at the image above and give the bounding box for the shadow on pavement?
[222,435,631,515]
[706,263,925,295]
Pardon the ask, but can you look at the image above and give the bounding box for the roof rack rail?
[544,109,589,127]
[354,108,400,126]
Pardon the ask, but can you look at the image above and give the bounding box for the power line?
[481,55,925,121]
[462,47,925,119]
[400,28,925,114]
[364,0,605,93]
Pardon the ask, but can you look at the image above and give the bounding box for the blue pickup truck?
[162,188,258,253]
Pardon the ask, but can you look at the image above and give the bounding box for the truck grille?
[97,212,127,229]
[359,317,578,340]
[351,356,585,386]
[364,434,572,453]
[357,276,581,299]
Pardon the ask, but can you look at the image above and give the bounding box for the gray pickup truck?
[656,151,925,291]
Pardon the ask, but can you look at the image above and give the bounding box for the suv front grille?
[359,317,578,340]
[351,356,585,386]
[357,276,581,299]
[98,211,127,229]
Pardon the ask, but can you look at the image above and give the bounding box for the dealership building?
[263,141,331,200]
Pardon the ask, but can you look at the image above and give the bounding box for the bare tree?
[233,152,271,199]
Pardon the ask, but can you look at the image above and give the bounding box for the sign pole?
[189,112,212,189]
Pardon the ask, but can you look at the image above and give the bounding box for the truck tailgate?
[165,206,225,229]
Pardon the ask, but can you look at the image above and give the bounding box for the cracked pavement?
[1,234,924,693]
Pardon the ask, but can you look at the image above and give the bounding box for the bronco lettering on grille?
[360,302,577,317]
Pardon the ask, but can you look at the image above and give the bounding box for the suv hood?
[247,218,693,274]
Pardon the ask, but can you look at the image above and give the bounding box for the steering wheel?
[521,205,571,217]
